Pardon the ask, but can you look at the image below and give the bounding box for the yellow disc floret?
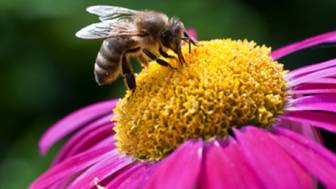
[113,39,287,160]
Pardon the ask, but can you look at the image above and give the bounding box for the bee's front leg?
[143,48,176,69]
[159,47,176,59]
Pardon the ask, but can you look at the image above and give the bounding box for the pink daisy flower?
[30,31,336,189]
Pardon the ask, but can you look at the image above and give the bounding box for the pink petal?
[288,67,336,87]
[280,111,336,133]
[294,83,336,90]
[39,99,118,155]
[292,83,336,95]
[53,114,114,164]
[68,151,134,189]
[186,28,198,41]
[29,145,115,189]
[305,78,336,84]
[88,136,115,151]
[233,127,315,189]
[271,31,336,60]
[199,139,264,189]
[48,180,72,189]
[286,58,336,79]
[104,163,148,189]
[292,88,336,95]
[123,164,158,189]
[288,94,336,113]
[58,123,114,163]
[272,127,336,188]
[276,119,323,144]
[142,140,203,189]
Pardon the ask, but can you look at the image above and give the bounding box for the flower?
[30,31,336,189]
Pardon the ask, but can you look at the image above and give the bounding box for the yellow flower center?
[113,39,287,160]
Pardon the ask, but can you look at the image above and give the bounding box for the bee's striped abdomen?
[94,40,122,85]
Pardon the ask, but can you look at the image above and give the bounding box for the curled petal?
[56,123,114,165]
[39,100,118,155]
[29,145,115,189]
[53,114,114,164]
[271,31,336,60]
[287,58,336,79]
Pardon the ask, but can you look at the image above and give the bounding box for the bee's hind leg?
[143,48,176,69]
[121,47,141,91]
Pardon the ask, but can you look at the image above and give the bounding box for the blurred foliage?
[0,0,335,188]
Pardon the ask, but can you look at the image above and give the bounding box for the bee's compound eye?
[161,30,172,47]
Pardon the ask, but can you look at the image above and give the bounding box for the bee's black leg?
[143,48,176,69]
[159,47,175,59]
[184,31,197,53]
[121,47,140,91]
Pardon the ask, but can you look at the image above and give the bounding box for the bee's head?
[160,18,185,63]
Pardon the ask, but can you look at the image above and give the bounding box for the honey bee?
[76,5,196,91]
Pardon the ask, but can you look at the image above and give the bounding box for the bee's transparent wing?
[75,20,141,39]
[86,5,139,21]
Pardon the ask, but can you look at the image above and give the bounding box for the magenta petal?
[200,139,264,189]
[186,28,197,41]
[273,127,336,188]
[68,151,134,189]
[47,179,73,189]
[276,119,322,144]
[104,163,148,189]
[123,164,158,189]
[286,58,336,79]
[305,78,336,84]
[294,83,336,90]
[234,127,315,189]
[292,83,336,95]
[281,111,336,133]
[271,31,336,60]
[29,145,115,189]
[53,114,114,164]
[288,94,336,113]
[58,123,114,162]
[39,99,118,155]
[288,66,336,87]
[142,140,203,189]
[292,88,336,95]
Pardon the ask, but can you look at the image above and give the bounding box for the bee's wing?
[86,5,139,21]
[76,19,142,39]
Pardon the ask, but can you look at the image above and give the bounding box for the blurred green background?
[0,0,335,188]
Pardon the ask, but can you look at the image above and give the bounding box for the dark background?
[0,0,335,188]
